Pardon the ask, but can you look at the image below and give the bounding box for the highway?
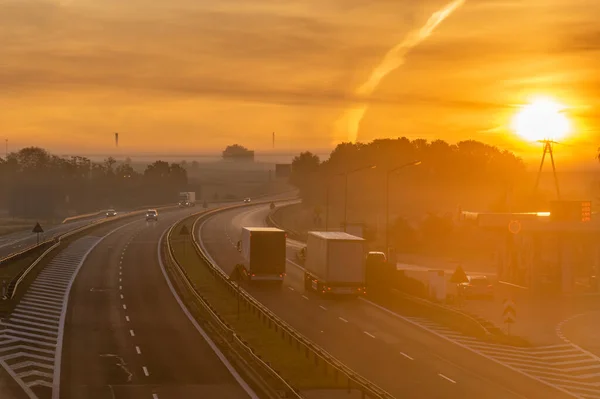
[59,206,254,399]
[199,204,580,399]
[0,212,121,260]
[0,204,256,399]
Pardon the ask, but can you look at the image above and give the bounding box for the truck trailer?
[304,231,366,296]
[178,192,196,206]
[240,227,287,283]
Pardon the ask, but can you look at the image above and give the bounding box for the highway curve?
[199,204,575,399]
[59,205,255,399]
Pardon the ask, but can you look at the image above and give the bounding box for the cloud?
[2,0,600,157]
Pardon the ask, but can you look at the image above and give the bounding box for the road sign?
[503,299,516,324]
[179,225,189,236]
[450,265,468,284]
[32,222,44,233]
[508,220,521,234]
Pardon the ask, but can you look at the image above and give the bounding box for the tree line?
[0,147,188,219]
[290,137,526,206]
[288,138,529,252]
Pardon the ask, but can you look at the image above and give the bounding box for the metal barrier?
[165,220,303,399]
[267,204,492,338]
[184,204,394,399]
[1,204,179,301]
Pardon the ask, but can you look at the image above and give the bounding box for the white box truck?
[240,227,287,283]
[304,231,366,296]
[178,192,196,207]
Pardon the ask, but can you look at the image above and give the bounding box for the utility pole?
[272,132,275,149]
[533,139,560,200]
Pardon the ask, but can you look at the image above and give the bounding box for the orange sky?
[2,0,600,162]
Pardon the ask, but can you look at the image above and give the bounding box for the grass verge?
[169,217,345,391]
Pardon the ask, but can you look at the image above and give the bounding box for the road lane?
[0,212,133,260]
[199,204,575,399]
[60,207,253,399]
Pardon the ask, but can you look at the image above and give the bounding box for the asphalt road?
[0,213,119,260]
[199,204,576,399]
[58,205,255,399]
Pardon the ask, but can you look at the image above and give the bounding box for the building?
[460,201,599,296]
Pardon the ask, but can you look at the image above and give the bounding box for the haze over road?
[198,203,576,399]
[60,206,253,399]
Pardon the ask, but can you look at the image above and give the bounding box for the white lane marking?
[360,298,582,397]
[119,278,122,282]
[119,271,122,276]
[143,366,149,377]
[136,346,141,355]
[157,228,259,399]
[129,330,135,337]
[302,295,309,300]
[319,305,327,311]
[125,316,130,322]
[438,373,456,384]
[364,331,376,339]
[120,294,124,300]
[152,394,159,399]
[53,219,141,399]
[339,317,348,323]
[401,352,414,360]
[119,285,122,290]
[123,304,127,310]
[287,287,294,291]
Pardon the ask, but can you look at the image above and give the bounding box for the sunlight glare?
[511,97,571,142]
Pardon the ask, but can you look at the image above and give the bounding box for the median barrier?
[180,202,394,399]
[165,219,303,399]
[0,203,181,303]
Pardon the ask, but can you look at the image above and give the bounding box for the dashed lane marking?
[438,373,456,384]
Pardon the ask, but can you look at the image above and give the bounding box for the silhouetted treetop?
[222,144,254,161]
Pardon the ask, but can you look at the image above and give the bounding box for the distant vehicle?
[106,209,117,217]
[459,275,494,299]
[239,227,286,283]
[243,198,251,203]
[304,231,366,296]
[178,192,196,206]
[145,209,158,221]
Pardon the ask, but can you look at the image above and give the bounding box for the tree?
[290,152,320,204]
[103,157,117,175]
[222,144,254,161]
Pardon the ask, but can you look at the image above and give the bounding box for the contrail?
[335,0,466,143]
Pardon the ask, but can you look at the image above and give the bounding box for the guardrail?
[189,203,394,399]
[165,218,302,399]
[267,204,492,338]
[1,204,179,301]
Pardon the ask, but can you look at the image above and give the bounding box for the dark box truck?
[241,227,287,283]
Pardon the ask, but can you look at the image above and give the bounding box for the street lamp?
[339,164,376,232]
[385,160,421,258]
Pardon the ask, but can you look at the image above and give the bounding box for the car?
[145,209,158,221]
[243,198,251,203]
[459,275,494,299]
[106,209,117,217]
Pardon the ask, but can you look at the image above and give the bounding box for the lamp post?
[340,165,376,232]
[385,160,421,257]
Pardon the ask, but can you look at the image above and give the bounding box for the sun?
[511,97,571,142]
